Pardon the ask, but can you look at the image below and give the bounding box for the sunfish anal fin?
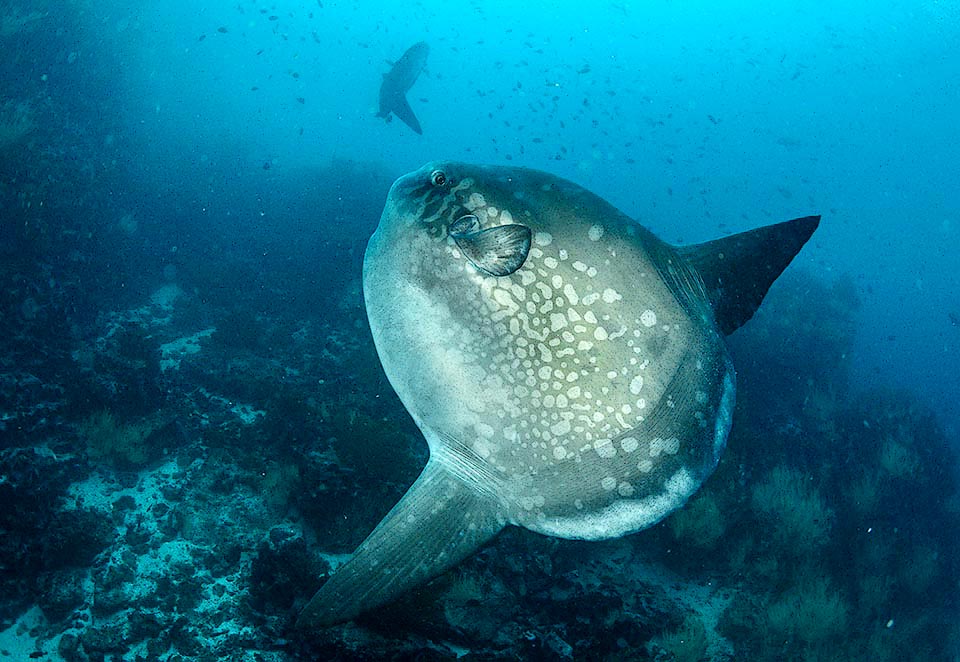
[296,459,504,628]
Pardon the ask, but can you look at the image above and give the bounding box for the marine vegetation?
[750,464,834,554]
[0,2,956,654]
[650,612,710,662]
[78,410,157,469]
[2,141,957,657]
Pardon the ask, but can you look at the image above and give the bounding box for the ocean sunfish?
[298,162,819,627]
[376,41,429,135]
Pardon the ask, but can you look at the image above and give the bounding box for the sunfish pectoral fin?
[391,94,423,135]
[678,215,820,335]
[450,216,532,277]
[296,459,505,628]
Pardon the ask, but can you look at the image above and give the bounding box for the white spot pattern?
[375,174,734,542]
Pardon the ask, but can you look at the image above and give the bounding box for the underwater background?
[1,0,958,660]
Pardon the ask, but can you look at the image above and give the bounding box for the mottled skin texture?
[298,162,815,629]
[365,162,733,538]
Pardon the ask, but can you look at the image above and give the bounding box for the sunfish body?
[377,41,429,135]
[298,162,819,627]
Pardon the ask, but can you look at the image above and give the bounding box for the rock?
[167,616,202,657]
[92,558,136,617]
[544,630,574,658]
[38,568,87,622]
[44,508,114,570]
[91,587,127,617]
[111,495,137,513]
[57,632,82,662]
[80,622,127,656]
[246,526,326,617]
[199,541,242,578]
[128,610,165,641]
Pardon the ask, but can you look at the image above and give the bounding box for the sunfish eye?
[430,170,447,187]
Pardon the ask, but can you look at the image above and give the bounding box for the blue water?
[2,0,959,658]
[103,0,960,438]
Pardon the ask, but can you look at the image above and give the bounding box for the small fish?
[217,26,228,33]
[949,311,959,327]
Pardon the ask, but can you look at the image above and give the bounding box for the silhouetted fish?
[377,41,429,135]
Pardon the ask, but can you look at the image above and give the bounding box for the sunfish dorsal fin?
[296,459,504,627]
[678,215,820,335]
